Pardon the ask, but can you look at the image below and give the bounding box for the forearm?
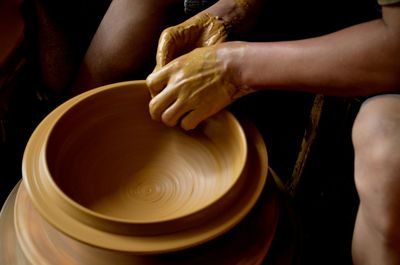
[202,0,262,32]
[229,5,400,97]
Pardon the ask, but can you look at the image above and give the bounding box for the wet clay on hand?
[154,0,254,71]
[155,12,228,71]
[147,43,253,130]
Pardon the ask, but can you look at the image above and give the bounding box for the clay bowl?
[2,119,274,264]
[22,80,250,253]
[1,119,276,264]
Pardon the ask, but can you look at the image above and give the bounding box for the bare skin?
[352,94,400,265]
[148,5,400,125]
[34,0,183,96]
[71,0,186,95]
[147,2,400,264]
[34,0,262,96]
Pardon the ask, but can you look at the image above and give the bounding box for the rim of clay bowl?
[22,80,248,237]
[20,114,268,254]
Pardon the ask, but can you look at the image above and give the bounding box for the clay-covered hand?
[146,44,253,130]
[154,12,228,71]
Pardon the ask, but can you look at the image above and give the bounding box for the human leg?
[71,0,184,95]
[33,0,112,95]
[351,94,400,265]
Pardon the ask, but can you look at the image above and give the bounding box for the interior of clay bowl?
[45,82,247,231]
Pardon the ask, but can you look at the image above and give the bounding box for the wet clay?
[0,116,275,263]
[21,81,264,248]
[148,43,253,130]
[2,131,275,263]
[45,82,246,224]
[155,12,228,70]
[235,0,251,11]
[220,0,252,30]
[0,81,276,262]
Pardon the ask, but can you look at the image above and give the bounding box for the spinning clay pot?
[0,80,278,264]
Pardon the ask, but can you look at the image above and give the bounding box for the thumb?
[155,29,176,70]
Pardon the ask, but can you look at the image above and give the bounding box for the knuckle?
[161,28,174,40]
[145,75,154,87]
[146,79,157,96]
[149,100,161,121]
[161,112,176,127]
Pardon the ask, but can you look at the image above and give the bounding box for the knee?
[352,95,400,168]
[352,95,400,241]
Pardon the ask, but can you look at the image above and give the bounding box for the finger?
[204,30,227,46]
[146,64,173,97]
[149,85,177,121]
[180,108,209,131]
[161,98,193,128]
[156,29,176,69]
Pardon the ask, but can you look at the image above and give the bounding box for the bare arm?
[147,3,400,129]
[231,4,400,96]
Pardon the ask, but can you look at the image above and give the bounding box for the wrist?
[203,0,251,30]
[217,41,255,97]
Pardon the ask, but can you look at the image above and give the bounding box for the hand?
[154,12,228,72]
[147,43,253,130]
